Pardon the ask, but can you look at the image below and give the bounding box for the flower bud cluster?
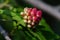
[20,7,42,28]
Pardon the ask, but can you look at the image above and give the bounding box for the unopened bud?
[24,7,28,14]
[32,8,37,11]
[28,8,32,13]
[31,8,37,16]
[28,20,31,23]
[31,11,36,16]
[27,24,31,28]
[26,12,31,16]
[33,16,37,22]
[28,16,32,20]
[36,11,42,17]
[24,16,28,19]
[24,20,27,23]
[20,12,24,16]
[31,22,34,25]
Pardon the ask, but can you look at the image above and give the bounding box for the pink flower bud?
[31,22,35,25]
[31,8,37,16]
[32,8,37,12]
[28,8,32,13]
[36,10,42,17]
[33,16,37,22]
[31,11,36,16]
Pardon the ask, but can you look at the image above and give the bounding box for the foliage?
[0,0,60,40]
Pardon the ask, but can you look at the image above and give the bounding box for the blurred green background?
[0,0,60,40]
